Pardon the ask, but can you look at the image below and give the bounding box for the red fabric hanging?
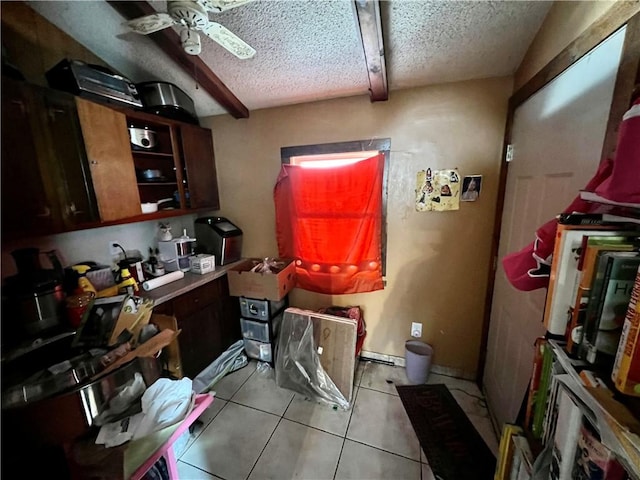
[274,153,384,294]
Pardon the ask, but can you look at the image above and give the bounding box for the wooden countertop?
[139,260,245,306]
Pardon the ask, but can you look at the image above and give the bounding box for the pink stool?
[130,393,214,480]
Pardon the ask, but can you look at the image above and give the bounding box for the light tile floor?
[176,361,499,480]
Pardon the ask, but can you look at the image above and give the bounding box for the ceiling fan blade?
[125,13,175,35]
[200,0,254,13]
[202,22,256,59]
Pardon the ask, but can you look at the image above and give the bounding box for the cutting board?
[284,307,357,402]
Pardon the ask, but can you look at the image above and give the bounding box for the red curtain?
[274,153,384,294]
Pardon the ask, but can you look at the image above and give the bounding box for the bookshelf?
[496,220,640,480]
[548,340,640,479]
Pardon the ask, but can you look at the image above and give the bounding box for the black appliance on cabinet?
[45,59,143,108]
[194,217,243,265]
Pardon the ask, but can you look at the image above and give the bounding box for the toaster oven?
[46,59,143,108]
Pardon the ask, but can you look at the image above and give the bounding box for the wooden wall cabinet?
[1,79,99,235]
[153,276,241,379]
[1,79,221,236]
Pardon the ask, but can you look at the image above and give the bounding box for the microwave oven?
[46,59,143,108]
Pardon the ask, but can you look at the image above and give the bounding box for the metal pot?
[136,81,198,124]
[4,249,66,339]
[14,285,66,336]
[141,168,162,180]
[3,356,161,446]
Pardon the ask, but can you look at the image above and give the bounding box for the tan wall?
[514,1,616,91]
[203,77,512,376]
[1,1,110,86]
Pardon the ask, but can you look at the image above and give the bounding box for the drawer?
[243,338,273,363]
[239,296,287,321]
[173,280,221,318]
[240,318,270,342]
[240,311,283,343]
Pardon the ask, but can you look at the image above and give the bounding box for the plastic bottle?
[71,265,97,294]
[118,267,139,295]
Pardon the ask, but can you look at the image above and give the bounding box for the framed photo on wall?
[461,175,482,202]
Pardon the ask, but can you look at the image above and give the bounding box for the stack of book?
[496,213,640,480]
[542,217,640,373]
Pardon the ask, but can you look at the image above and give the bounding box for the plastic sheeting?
[275,310,349,410]
[192,340,248,394]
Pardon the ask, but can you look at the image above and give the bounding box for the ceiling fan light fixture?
[180,27,202,55]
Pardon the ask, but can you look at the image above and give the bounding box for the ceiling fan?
[125,0,256,58]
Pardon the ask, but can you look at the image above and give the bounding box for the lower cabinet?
[153,276,241,379]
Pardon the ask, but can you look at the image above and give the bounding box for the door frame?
[477,6,640,386]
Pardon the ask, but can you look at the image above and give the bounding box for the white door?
[483,27,626,428]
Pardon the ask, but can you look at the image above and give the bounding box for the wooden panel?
[151,314,184,379]
[352,0,388,102]
[601,12,640,163]
[1,79,60,234]
[303,310,357,402]
[177,306,223,379]
[180,124,220,210]
[173,280,221,319]
[511,1,640,109]
[75,98,142,221]
[41,88,99,227]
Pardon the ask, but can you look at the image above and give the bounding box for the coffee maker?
[158,230,196,272]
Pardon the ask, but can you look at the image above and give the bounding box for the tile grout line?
[344,437,422,464]
[178,458,228,480]
[181,366,259,457]
[244,395,296,480]
[331,374,365,480]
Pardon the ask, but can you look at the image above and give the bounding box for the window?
[275,139,390,294]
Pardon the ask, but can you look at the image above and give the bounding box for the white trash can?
[405,340,433,384]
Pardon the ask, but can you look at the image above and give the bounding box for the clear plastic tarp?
[275,311,350,410]
[192,340,247,394]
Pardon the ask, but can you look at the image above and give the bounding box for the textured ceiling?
[27,0,552,117]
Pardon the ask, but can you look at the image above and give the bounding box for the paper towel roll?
[142,271,185,291]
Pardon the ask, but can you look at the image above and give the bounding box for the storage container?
[239,296,287,321]
[243,338,273,363]
[240,318,271,342]
[227,258,296,301]
[240,311,283,343]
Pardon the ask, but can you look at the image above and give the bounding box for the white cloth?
[133,377,194,439]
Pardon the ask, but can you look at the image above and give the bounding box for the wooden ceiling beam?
[107,1,249,119]
[353,0,388,102]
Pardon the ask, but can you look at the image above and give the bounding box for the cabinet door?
[76,98,142,221]
[180,124,220,210]
[41,89,99,227]
[1,80,62,234]
[218,277,242,349]
[177,306,223,379]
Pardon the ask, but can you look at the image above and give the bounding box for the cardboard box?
[227,258,296,301]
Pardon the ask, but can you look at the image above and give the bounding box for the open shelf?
[131,150,174,158]
[137,182,178,187]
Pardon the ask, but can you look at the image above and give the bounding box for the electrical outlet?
[109,241,121,257]
[411,322,422,338]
